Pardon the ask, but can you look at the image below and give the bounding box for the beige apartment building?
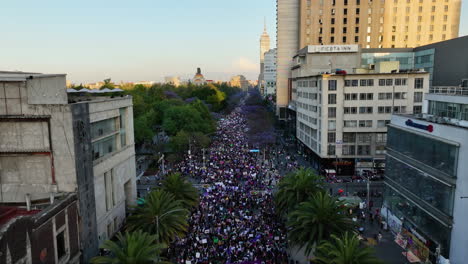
[277,0,461,116]
[299,0,461,48]
[291,46,429,175]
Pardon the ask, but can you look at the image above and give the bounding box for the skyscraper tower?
[259,18,271,94]
[260,18,271,65]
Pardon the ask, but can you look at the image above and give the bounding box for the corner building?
[291,45,429,174]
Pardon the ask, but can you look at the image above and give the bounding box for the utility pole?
[202,148,206,168]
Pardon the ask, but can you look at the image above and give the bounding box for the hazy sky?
[1,0,466,84]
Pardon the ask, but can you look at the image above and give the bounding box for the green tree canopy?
[162,104,215,136]
[90,230,170,264]
[127,190,189,244]
[275,167,325,216]
[160,173,199,208]
[287,192,355,255]
[314,232,383,264]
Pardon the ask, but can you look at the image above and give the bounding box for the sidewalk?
[360,216,409,264]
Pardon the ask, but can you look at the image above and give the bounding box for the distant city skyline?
[0,0,466,84]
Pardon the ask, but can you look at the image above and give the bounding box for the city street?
[167,108,288,263]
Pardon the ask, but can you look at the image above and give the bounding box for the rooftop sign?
[405,119,434,133]
[308,45,359,53]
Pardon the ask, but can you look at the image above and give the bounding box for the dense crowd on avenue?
[167,109,288,264]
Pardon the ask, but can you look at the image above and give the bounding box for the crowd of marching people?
[167,109,288,264]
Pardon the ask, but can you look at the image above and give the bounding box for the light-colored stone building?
[276,0,300,118]
[298,0,461,48]
[0,71,137,262]
[192,68,206,85]
[258,21,271,95]
[291,46,429,175]
[164,76,181,86]
[264,48,277,96]
[230,75,249,91]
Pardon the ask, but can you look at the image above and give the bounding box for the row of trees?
[123,83,242,162]
[91,173,199,264]
[240,90,275,147]
[274,168,383,264]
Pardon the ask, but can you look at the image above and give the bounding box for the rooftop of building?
[0,71,66,82]
[396,113,468,130]
[295,69,428,79]
[0,193,75,229]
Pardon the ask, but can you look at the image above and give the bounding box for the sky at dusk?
[0,0,466,84]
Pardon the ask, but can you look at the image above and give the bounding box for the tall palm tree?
[90,230,171,264]
[160,173,199,208]
[287,192,355,255]
[127,190,189,244]
[314,232,383,264]
[275,167,325,216]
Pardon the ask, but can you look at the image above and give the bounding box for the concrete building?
[229,75,249,91]
[0,72,137,262]
[192,68,206,85]
[276,0,461,116]
[276,0,300,118]
[297,0,461,48]
[258,20,271,95]
[164,76,181,87]
[291,45,429,175]
[382,85,468,263]
[0,194,81,264]
[264,48,277,96]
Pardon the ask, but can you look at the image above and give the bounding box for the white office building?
[264,48,277,96]
[292,45,429,175]
[382,83,468,263]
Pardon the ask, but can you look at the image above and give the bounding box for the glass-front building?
[361,52,415,70]
[384,125,459,260]
[428,101,468,121]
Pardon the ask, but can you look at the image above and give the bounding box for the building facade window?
[414,92,423,102]
[415,78,424,89]
[387,127,459,176]
[328,80,337,90]
[328,107,337,118]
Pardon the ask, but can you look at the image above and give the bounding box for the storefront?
[394,225,440,263]
[321,158,355,176]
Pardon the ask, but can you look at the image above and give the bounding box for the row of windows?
[298,91,318,100]
[392,5,449,13]
[299,121,318,139]
[340,78,424,88]
[337,145,386,156]
[328,105,420,117]
[298,111,318,125]
[328,119,389,130]
[297,80,318,88]
[328,144,386,156]
[297,101,319,112]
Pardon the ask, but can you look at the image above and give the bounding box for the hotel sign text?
[308,45,359,53]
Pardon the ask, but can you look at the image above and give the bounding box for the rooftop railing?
[430,86,468,96]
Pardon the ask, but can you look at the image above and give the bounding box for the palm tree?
[90,230,171,264]
[314,232,383,264]
[275,167,325,216]
[160,173,199,208]
[127,190,189,244]
[287,192,355,255]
